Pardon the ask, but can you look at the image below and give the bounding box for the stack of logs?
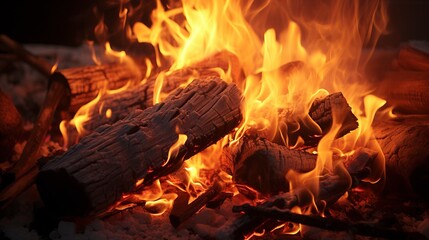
[1,36,429,239]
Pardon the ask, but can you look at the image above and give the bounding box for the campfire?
[1,0,429,239]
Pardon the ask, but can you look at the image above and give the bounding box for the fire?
[61,0,389,234]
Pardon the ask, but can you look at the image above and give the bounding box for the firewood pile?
[1,34,429,240]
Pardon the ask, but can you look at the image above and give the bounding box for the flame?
[163,132,188,167]
[64,0,390,222]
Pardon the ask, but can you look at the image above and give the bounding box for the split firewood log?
[376,71,429,114]
[0,89,22,163]
[61,51,241,145]
[373,117,429,199]
[36,78,243,218]
[221,135,377,195]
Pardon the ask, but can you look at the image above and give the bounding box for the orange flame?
[65,0,389,222]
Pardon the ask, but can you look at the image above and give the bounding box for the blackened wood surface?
[64,51,241,144]
[373,117,429,198]
[279,92,358,147]
[377,71,429,114]
[222,135,376,195]
[0,89,22,163]
[36,78,243,217]
[222,136,316,194]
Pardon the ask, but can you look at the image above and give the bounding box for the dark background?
[0,0,428,47]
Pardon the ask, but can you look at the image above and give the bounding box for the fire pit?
[1,0,429,239]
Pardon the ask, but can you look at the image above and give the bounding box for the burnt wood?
[222,135,376,195]
[221,136,316,194]
[63,51,241,145]
[396,45,429,71]
[377,71,429,114]
[56,62,145,113]
[278,92,358,147]
[373,117,429,199]
[215,173,353,240]
[36,78,243,217]
[0,89,22,163]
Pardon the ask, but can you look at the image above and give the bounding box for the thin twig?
[233,204,426,239]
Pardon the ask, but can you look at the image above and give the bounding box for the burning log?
[373,117,429,199]
[222,136,316,194]
[62,50,241,144]
[376,71,429,114]
[0,89,22,163]
[278,92,358,147]
[36,78,243,218]
[222,135,376,194]
[233,204,426,239]
[396,45,429,71]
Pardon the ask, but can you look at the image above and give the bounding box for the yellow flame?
[67,0,389,219]
[163,133,188,167]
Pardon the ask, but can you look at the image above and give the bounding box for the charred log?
[373,117,429,199]
[221,136,316,194]
[222,135,376,195]
[0,89,22,163]
[62,51,241,145]
[376,71,429,114]
[233,204,425,239]
[55,62,145,113]
[396,45,429,71]
[36,78,243,218]
[215,173,353,240]
[278,92,358,147]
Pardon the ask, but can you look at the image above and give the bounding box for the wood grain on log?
[56,62,145,113]
[373,117,429,199]
[215,173,353,240]
[376,71,429,114]
[396,45,429,71]
[36,78,243,217]
[63,51,241,145]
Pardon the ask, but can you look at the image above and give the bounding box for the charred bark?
[36,78,243,218]
[376,71,429,114]
[278,92,358,147]
[373,117,429,199]
[222,135,376,195]
[62,51,242,145]
[221,136,316,194]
